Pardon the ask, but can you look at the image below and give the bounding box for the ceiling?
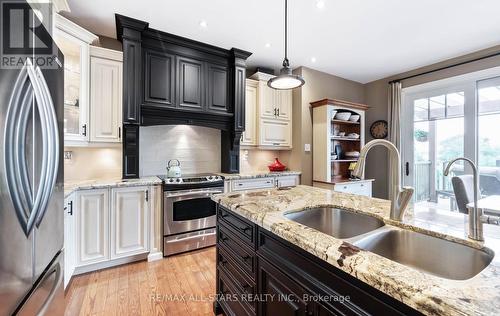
[63,0,500,83]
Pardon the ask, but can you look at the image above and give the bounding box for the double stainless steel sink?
[285,207,494,280]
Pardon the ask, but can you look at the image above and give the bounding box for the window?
[402,70,500,212]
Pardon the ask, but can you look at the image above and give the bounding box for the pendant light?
[268,0,305,90]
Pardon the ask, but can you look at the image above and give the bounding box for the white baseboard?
[73,253,148,275]
[147,251,163,262]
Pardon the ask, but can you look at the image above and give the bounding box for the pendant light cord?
[283,0,289,68]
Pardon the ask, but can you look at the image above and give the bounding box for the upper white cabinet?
[54,14,98,145]
[89,47,123,143]
[244,72,293,150]
[241,79,258,146]
[110,187,149,259]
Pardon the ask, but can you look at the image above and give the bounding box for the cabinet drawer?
[276,175,298,188]
[218,206,256,246]
[218,248,256,311]
[334,182,372,197]
[218,224,255,275]
[218,272,255,316]
[231,178,275,191]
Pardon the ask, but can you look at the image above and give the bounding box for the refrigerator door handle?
[16,255,62,316]
[33,66,59,226]
[4,60,38,236]
[3,58,57,236]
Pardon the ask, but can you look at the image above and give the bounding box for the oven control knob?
[208,176,213,180]
[176,178,181,182]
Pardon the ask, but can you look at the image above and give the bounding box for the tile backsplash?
[139,125,221,176]
[64,146,122,182]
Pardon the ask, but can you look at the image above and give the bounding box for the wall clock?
[370,120,388,139]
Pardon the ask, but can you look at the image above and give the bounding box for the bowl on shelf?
[331,154,338,160]
[331,110,338,120]
[349,114,360,122]
[335,112,351,121]
[347,133,360,139]
[345,151,360,158]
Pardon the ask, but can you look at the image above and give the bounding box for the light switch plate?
[304,144,311,152]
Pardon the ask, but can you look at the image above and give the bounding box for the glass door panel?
[477,77,500,196]
[408,90,466,211]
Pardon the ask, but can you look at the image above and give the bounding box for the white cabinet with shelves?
[54,14,98,145]
[90,47,123,143]
[110,187,149,259]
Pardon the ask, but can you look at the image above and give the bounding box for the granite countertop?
[64,176,163,198]
[218,170,301,180]
[212,185,500,316]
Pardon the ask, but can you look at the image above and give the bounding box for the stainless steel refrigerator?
[0,1,64,314]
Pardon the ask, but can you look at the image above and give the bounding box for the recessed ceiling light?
[316,0,325,9]
[311,57,317,63]
[265,43,271,48]
[199,20,208,28]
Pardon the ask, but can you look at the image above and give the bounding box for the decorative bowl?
[331,110,338,120]
[347,133,360,139]
[349,114,360,122]
[268,158,286,172]
[335,112,351,121]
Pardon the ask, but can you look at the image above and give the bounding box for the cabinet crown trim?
[310,98,370,110]
[56,13,98,44]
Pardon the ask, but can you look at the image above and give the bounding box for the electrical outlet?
[304,144,311,152]
[64,151,73,160]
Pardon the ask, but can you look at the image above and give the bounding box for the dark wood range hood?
[115,14,252,178]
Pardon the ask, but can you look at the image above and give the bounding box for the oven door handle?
[164,189,223,199]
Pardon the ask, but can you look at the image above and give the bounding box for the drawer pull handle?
[343,186,347,189]
[220,236,229,242]
[238,183,243,186]
[221,213,229,218]
[242,255,251,261]
[240,226,250,233]
[220,259,228,266]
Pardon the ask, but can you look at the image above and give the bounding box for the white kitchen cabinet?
[63,194,76,289]
[89,47,123,143]
[75,189,110,266]
[54,14,98,145]
[260,119,292,148]
[314,180,373,197]
[241,79,258,146]
[110,187,150,259]
[248,72,293,149]
[276,175,299,188]
[226,175,300,192]
[231,178,275,191]
[276,89,292,120]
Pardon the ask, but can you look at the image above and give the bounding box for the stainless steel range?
[159,173,224,256]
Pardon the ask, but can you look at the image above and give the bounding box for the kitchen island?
[212,185,500,316]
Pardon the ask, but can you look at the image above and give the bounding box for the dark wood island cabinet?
[215,205,423,316]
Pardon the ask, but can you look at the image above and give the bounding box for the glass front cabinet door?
[54,14,97,144]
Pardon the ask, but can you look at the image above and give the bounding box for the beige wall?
[64,146,122,182]
[282,67,366,185]
[364,45,500,198]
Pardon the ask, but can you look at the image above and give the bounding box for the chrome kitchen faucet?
[353,139,414,221]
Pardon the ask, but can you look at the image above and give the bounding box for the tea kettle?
[167,159,182,177]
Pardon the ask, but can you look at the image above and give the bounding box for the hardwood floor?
[65,247,217,316]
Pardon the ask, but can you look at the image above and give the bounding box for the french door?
[402,70,500,210]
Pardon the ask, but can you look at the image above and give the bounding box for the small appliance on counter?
[268,158,286,172]
[166,159,182,177]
